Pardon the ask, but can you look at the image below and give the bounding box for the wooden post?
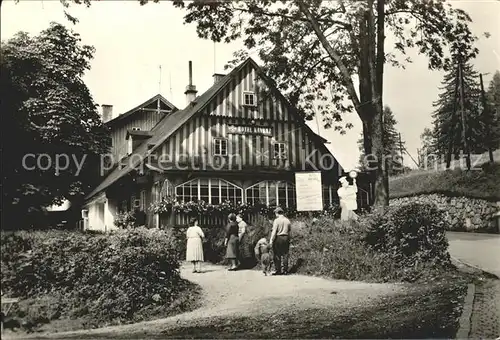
[480,73,494,163]
[446,65,460,169]
[399,132,404,174]
[158,65,162,96]
[458,62,471,170]
[402,147,420,169]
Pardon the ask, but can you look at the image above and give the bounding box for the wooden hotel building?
[82,58,370,231]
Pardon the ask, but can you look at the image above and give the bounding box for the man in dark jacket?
[269,207,292,275]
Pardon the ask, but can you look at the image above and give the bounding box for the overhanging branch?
[296,0,361,110]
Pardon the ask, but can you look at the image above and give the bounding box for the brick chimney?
[184,61,198,106]
[212,73,226,84]
[101,104,113,123]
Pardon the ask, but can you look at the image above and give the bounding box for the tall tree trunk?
[367,0,389,208]
[298,0,389,207]
[358,4,376,204]
[359,13,373,157]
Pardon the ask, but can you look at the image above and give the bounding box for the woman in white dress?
[186,217,205,273]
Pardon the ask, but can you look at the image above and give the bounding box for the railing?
[159,211,267,229]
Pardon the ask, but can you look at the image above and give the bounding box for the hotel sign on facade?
[227,125,272,136]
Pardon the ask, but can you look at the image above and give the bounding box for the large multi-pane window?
[246,180,296,208]
[175,178,243,205]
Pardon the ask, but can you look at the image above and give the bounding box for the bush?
[113,211,136,229]
[1,228,198,331]
[363,203,452,270]
[286,204,455,283]
[288,218,398,282]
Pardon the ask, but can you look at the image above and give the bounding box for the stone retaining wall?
[390,194,500,233]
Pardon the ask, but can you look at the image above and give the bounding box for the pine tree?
[431,62,486,159]
[418,127,438,168]
[358,106,405,176]
[486,70,500,149]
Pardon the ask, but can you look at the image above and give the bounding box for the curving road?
[446,232,500,278]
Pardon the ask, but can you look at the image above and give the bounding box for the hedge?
[1,228,199,331]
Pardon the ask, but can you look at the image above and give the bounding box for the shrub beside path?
[17,262,404,339]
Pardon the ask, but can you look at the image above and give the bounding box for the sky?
[1,0,499,170]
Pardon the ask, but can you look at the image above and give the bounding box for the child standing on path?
[186,217,205,273]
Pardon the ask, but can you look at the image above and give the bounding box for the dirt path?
[14,263,404,339]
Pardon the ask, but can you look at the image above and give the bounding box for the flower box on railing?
[149,196,340,219]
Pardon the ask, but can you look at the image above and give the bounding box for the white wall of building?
[83,193,119,232]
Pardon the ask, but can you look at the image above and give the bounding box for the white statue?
[337,172,358,221]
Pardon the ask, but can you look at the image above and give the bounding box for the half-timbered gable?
[153,59,338,175]
[105,94,177,165]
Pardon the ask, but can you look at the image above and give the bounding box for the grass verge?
[389,162,500,201]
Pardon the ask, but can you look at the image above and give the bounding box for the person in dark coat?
[270,207,292,275]
[224,213,239,271]
[236,213,253,268]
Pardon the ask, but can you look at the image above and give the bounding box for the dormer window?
[243,91,256,107]
[273,142,287,159]
[131,127,140,131]
[213,138,228,156]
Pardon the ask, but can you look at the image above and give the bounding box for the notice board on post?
[295,171,323,211]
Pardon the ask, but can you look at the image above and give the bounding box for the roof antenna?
[213,41,216,73]
[158,65,162,94]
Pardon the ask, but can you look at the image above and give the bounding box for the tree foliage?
[166,0,477,207]
[431,61,487,159]
[486,70,500,149]
[63,0,479,207]
[358,106,405,175]
[1,22,109,227]
[418,127,438,168]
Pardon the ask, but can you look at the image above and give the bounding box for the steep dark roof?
[104,94,177,126]
[85,58,341,201]
[126,130,154,139]
[85,61,250,201]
